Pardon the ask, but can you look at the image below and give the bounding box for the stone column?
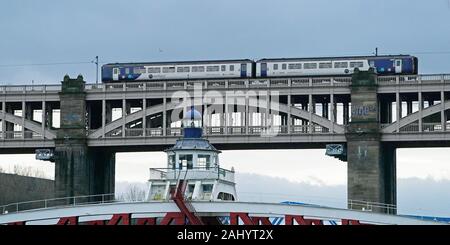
[54,75,115,202]
[346,68,397,214]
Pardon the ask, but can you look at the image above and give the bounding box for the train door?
[113,68,119,80]
[394,59,402,74]
[241,63,247,77]
[260,63,267,77]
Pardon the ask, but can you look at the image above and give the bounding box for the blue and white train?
[101,55,418,82]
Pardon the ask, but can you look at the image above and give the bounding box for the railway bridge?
[0,69,449,213]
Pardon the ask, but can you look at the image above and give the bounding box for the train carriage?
[102,59,254,82]
[255,55,418,78]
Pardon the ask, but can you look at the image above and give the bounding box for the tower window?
[179,154,193,169]
[197,154,211,169]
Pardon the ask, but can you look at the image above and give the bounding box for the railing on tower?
[149,166,235,183]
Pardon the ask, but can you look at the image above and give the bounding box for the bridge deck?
[0,74,448,151]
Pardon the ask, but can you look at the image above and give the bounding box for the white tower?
[146,107,237,202]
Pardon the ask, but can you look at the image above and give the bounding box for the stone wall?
[0,173,54,211]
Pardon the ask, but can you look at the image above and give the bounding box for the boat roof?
[165,138,220,153]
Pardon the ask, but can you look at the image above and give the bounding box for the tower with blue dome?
[146,107,237,202]
[182,106,203,138]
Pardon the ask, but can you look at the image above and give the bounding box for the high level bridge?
[0,70,449,213]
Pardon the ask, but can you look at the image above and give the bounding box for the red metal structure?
[171,179,204,225]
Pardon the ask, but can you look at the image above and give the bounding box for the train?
[101,55,418,82]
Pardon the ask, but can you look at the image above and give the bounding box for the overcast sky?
[1,0,450,216]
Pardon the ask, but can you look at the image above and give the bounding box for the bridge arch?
[88,100,344,139]
[0,111,56,139]
[381,100,450,133]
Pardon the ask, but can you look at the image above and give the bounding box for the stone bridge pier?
[54,75,115,201]
[346,68,396,214]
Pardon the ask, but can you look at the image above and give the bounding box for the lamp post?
[95,56,99,84]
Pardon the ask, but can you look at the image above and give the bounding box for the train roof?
[257,55,416,62]
[103,59,254,67]
[102,55,417,67]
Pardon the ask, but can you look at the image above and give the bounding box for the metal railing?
[149,166,235,183]
[97,125,337,139]
[0,192,398,217]
[0,131,43,139]
[399,123,420,133]
[1,74,449,94]
[348,199,397,215]
[1,193,115,215]
[422,123,443,132]
[380,122,450,133]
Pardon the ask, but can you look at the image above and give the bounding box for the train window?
[148,67,161,73]
[162,67,175,73]
[113,68,118,74]
[319,62,332,69]
[221,65,226,71]
[282,64,287,70]
[304,63,317,69]
[177,67,190,73]
[125,68,130,74]
[192,66,205,72]
[229,65,234,71]
[288,63,302,69]
[206,66,220,72]
[350,62,364,68]
[334,62,348,68]
[396,60,401,66]
[273,64,278,70]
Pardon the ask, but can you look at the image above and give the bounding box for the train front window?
[125,68,130,74]
[113,68,118,74]
[396,60,401,66]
